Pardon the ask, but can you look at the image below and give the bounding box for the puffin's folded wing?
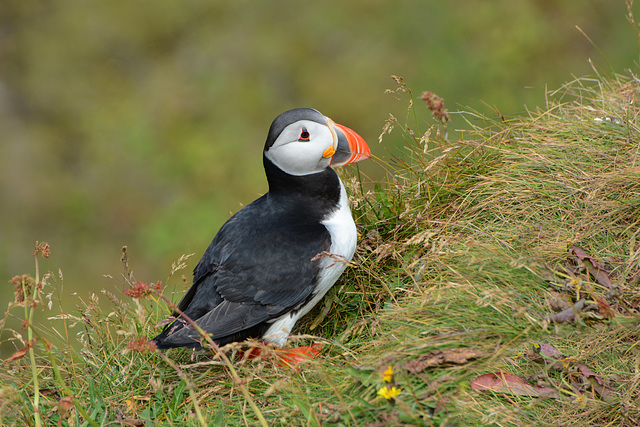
[155,300,287,348]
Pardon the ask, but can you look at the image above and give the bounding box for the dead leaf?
[543,299,585,323]
[2,346,29,367]
[442,348,484,364]
[57,396,75,427]
[58,396,74,414]
[470,372,557,398]
[569,246,615,289]
[528,342,573,369]
[536,342,563,358]
[528,343,608,400]
[574,363,607,399]
[576,366,608,400]
[575,363,604,386]
[123,420,145,427]
[403,348,483,374]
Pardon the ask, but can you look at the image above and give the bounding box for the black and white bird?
[152,108,370,352]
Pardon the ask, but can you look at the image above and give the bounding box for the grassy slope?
[1,73,639,426]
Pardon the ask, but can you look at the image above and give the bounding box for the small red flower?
[124,281,162,299]
[126,338,157,353]
[421,91,450,123]
[10,274,35,304]
[34,241,51,258]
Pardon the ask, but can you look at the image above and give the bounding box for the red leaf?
[471,372,557,398]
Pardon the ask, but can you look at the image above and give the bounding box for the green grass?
[2,71,640,426]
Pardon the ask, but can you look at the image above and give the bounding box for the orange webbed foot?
[237,342,323,368]
[276,343,323,367]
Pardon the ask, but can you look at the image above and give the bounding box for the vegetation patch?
[2,72,640,425]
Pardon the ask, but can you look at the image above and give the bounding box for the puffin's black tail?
[151,318,204,350]
[151,318,272,350]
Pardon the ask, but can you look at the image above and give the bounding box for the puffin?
[152,108,370,353]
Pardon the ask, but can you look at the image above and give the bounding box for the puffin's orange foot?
[276,343,323,367]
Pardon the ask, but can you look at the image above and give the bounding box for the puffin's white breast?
[263,179,356,346]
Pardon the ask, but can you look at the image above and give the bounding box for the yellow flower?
[383,365,393,383]
[377,385,401,400]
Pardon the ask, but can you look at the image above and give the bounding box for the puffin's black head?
[265,108,326,150]
[263,108,371,177]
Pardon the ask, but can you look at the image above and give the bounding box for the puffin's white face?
[264,119,337,176]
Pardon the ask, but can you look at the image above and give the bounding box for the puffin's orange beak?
[329,122,371,166]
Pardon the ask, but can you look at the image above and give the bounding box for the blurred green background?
[1,1,638,317]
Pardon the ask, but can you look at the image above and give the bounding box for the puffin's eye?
[299,129,310,141]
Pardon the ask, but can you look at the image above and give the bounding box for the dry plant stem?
[157,294,269,427]
[25,257,42,427]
